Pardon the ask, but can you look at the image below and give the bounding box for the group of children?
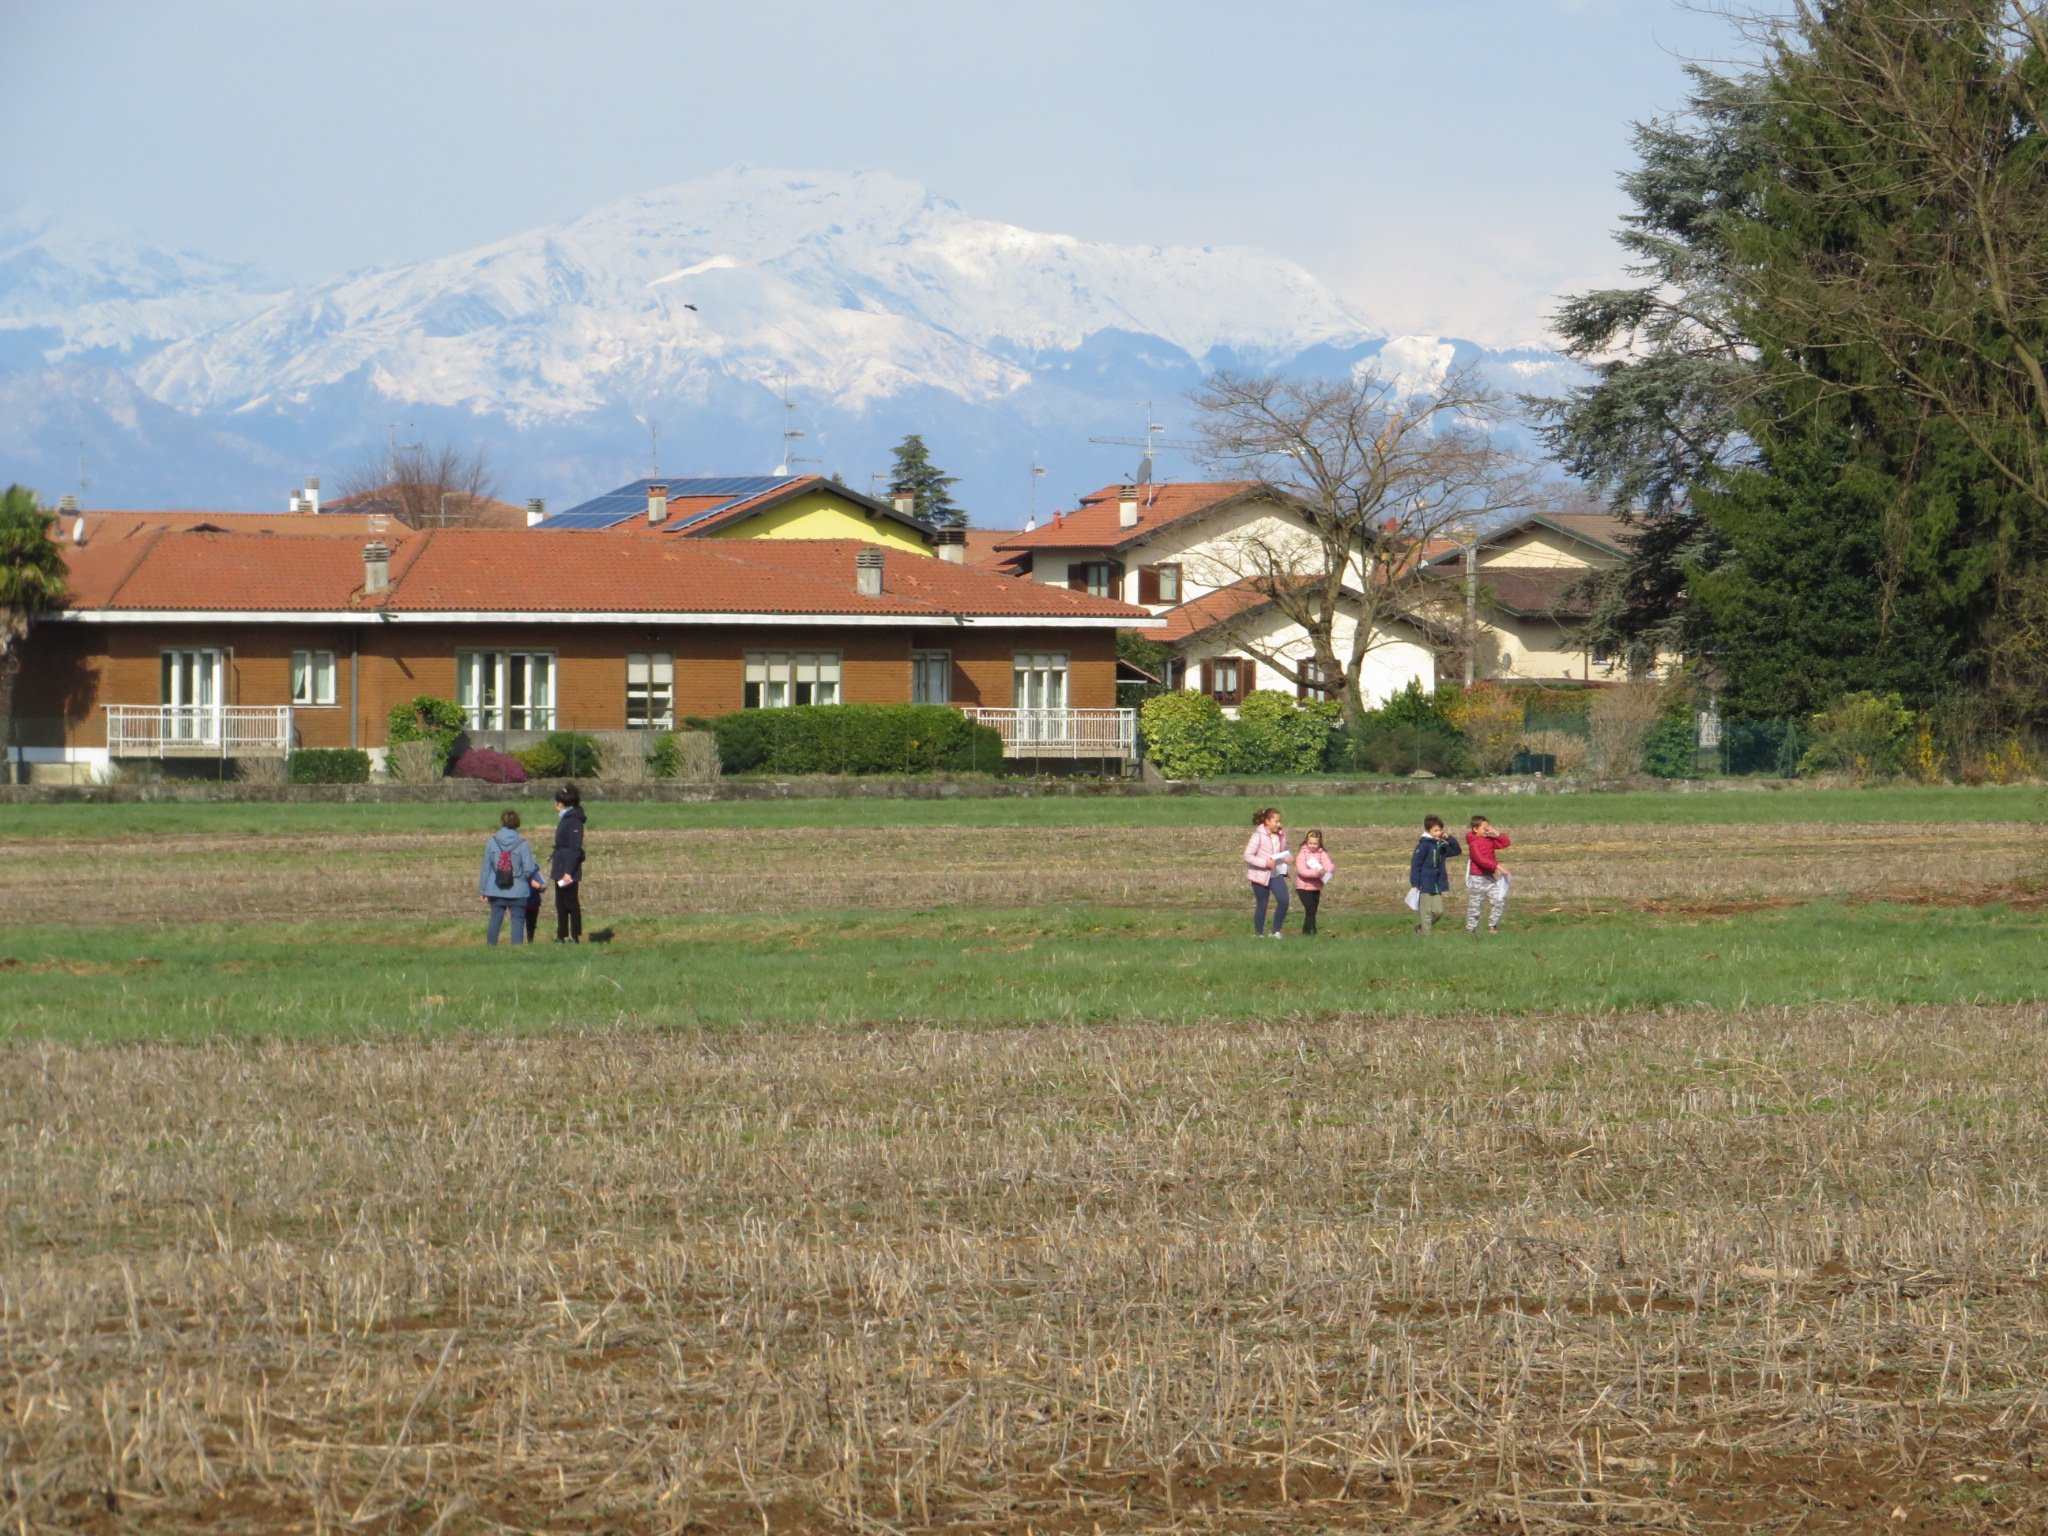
[1241,807,1512,938]
[477,783,588,945]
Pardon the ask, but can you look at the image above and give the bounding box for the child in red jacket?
[1465,815,1511,934]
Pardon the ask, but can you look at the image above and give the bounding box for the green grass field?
[4,901,2041,1044]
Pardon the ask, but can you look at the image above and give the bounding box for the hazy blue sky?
[4,0,1758,346]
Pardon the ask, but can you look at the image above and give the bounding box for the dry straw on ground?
[4,816,2019,927]
[5,1005,2047,1533]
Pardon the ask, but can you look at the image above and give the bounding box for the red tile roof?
[1154,581,1279,644]
[992,483,1258,555]
[56,529,1153,625]
[56,510,414,544]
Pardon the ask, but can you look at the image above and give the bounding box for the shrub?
[386,740,444,785]
[288,748,371,784]
[1642,706,1700,779]
[514,742,563,778]
[1797,691,1913,780]
[1139,692,1231,778]
[1328,682,1472,776]
[234,754,289,786]
[543,731,601,776]
[705,705,1004,775]
[1516,729,1589,777]
[450,747,528,784]
[649,731,721,782]
[1588,681,1670,778]
[1225,690,1339,776]
[1443,685,1526,774]
[386,695,465,772]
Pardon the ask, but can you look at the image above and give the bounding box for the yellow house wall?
[708,490,932,554]
[1476,527,1609,571]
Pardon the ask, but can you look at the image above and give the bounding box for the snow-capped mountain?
[1,170,1583,514]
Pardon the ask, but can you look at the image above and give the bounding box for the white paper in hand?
[1404,887,1421,912]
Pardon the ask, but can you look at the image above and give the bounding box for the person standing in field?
[1465,814,1512,934]
[1244,806,1292,938]
[479,809,543,947]
[1293,830,1334,937]
[1408,814,1461,935]
[551,783,587,944]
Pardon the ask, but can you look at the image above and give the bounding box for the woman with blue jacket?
[478,809,543,946]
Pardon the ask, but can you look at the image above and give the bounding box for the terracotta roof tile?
[57,529,1152,624]
[993,483,1258,554]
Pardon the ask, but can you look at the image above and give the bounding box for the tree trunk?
[0,646,19,787]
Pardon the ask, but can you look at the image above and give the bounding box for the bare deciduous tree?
[336,442,502,530]
[1190,366,1533,726]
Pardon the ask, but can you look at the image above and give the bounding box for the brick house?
[12,524,1154,781]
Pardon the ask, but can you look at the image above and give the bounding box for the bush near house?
[1798,692,1914,780]
[1326,682,1473,777]
[287,749,372,785]
[1139,692,1231,778]
[1443,685,1527,775]
[706,705,1004,776]
[648,731,722,782]
[385,696,466,773]
[1227,690,1340,776]
[515,731,603,780]
[449,748,528,784]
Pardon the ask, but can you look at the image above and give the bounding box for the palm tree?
[0,486,69,783]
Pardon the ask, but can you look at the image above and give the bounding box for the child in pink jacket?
[1293,830,1334,937]
[1243,807,1291,938]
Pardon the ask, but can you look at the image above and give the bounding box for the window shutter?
[1067,564,1088,592]
[1199,660,1213,696]
[1137,566,1160,605]
[1240,658,1256,700]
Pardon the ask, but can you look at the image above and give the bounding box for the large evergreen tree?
[1530,68,1772,671]
[1715,0,2048,718]
[886,434,966,528]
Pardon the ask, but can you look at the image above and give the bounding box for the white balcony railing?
[105,705,294,758]
[961,707,1137,759]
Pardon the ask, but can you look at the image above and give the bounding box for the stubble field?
[2,788,2045,1533]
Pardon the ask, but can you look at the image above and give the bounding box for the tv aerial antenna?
[1029,459,1047,524]
[774,376,821,477]
[1088,402,1198,486]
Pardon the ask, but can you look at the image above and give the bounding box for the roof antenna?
[650,419,661,477]
[1029,459,1047,525]
[774,375,819,477]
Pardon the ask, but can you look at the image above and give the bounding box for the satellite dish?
[1136,455,1154,485]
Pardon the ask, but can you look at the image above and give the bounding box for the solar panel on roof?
[538,475,793,531]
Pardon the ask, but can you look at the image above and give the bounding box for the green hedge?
[706,705,1005,775]
[1139,692,1230,778]
[287,748,372,784]
[1139,690,1341,778]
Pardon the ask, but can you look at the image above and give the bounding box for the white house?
[992,482,1440,707]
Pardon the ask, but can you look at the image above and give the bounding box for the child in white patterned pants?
[1463,815,1512,934]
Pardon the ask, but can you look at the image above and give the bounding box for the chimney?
[526,497,547,528]
[363,540,392,595]
[891,486,916,518]
[933,527,966,564]
[289,494,303,514]
[855,547,885,597]
[646,482,669,524]
[303,476,320,515]
[58,494,78,513]
[1118,483,1140,529]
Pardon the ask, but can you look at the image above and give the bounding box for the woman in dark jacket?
[551,783,588,943]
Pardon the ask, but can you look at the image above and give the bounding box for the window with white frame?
[911,650,952,705]
[1012,652,1068,711]
[291,649,337,706]
[626,651,674,729]
[744,650,840,709]
[457,650,556,730]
